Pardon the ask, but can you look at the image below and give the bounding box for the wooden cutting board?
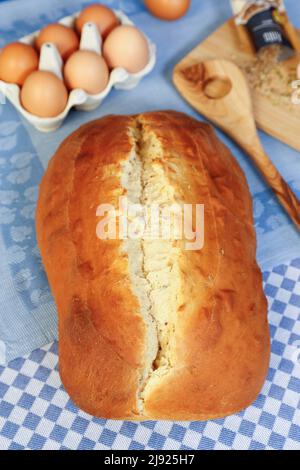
[173,18,300,152]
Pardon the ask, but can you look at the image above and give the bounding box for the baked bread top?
[36,111,270,420]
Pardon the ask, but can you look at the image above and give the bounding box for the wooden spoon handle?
[245,145,300,230]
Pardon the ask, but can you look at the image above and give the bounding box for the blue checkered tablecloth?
[1,258,300,450]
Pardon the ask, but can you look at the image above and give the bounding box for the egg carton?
[0,10,156,132]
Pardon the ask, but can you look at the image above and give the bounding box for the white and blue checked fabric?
[0,258,300,450]
[1,0,300,364]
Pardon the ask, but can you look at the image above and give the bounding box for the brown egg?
[21,70,68,117]
[64,50,109,95]
[0,42,39,86]
[103,25,149,74]
[75,4,119,38]
[35,23,79,61]
[145,0,190,20]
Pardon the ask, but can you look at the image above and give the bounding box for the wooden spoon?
[173,59,300,230]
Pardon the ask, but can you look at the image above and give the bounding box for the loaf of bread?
[36,111,270,420]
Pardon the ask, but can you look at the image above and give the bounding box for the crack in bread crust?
[121,118,182,414]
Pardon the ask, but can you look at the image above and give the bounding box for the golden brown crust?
[36,116,145,419]
[137,112,270,420]
[36,111,270,420]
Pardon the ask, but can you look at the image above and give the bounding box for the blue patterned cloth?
[0,0,300,450]
[0,0,299,364]
[0,258,300,450]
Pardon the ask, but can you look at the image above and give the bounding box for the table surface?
[0,0,300,451]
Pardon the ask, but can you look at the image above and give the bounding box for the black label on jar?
[246,7,292,51]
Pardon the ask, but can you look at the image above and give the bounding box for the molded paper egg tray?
[0,10,156,132]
